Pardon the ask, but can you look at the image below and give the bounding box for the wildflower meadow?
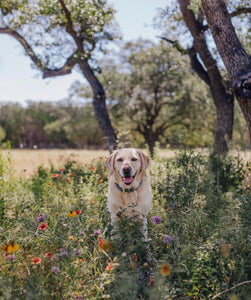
[0,149,250,299]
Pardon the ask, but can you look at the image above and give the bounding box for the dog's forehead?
[116,148,139,159]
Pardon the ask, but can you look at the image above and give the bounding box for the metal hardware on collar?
[115,180,143,193]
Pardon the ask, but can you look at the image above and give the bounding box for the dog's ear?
[105,151,118,175]
[137,150,150,170]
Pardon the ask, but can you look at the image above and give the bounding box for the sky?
[0,0,168,104]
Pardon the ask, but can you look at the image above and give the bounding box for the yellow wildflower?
[1,242,19,253]
[67,211,77,217]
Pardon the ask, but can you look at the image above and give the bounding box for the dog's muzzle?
[121,167,136,185]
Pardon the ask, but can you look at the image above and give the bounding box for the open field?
[1,148,251,177]
[0,147,251,298]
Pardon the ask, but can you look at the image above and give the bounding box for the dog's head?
[106,148,150,186]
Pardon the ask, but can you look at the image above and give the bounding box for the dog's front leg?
[110,214,120,240]
[140,216,149,243]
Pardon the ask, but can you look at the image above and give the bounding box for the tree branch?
[0,27,77,78]
[230,7,251,18]
[58,0,82,50]
[159,35,210,86]
[158,36,189,54]
[202,7,251,32]
[58,0,95,52]
[42,54,77,78]
[0,27,43,68]
[188,46,210,85]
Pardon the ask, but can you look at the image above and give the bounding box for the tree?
[0,101,104,148]
[0,125,5,142]
[0,0,117,151]
[94,41,215,156]
[44,101,103,148]
[201,0,251,145]
[159,0,235,152]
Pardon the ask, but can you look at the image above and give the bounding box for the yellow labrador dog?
[106,148,152,241]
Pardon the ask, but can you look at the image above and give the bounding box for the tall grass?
[0,149,250,299]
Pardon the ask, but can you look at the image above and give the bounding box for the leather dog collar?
[114,180,143,193]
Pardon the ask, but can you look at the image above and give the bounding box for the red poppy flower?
[75,210,81,215]
[45,252,53,258]
[38,223,48,230]
[133,253,137,262]
[91,167,96,172]
[32,257,41,264]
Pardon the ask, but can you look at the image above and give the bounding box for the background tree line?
[0,41,248,151]
[0,0,250,154]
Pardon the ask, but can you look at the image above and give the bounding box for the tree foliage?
[0,0,118,151]
[71,41,218,154]
[0,101,103,149]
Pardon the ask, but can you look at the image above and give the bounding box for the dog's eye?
[131,158,138,161]
[117,158,123,162]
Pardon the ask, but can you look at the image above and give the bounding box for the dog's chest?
[119,191,139,207]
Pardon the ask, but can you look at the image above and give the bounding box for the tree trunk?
[178,0,234,152]
[143,129,156,158]
[201,0,251,145]
[79,60,117,152]
[210,86,234,152]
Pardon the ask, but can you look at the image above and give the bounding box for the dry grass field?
[1,148,250,177]
[1,149,109,177]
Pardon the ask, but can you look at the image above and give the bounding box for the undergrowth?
[0,149,250,299]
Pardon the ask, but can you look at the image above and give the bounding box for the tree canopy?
[0,0,118,151]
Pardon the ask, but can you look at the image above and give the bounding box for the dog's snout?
[123,166,132,176]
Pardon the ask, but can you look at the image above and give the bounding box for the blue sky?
[0,0,168,104]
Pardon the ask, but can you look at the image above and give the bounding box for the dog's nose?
[123,166,132,176]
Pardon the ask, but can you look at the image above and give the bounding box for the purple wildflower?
[6,254,15,261]
[94,229,101,236]
[80,228,87,235]
[152,216,162,224]
[73,248,81,256]
[51,256,57,261]
[163,235,173,244]
[60,248,68,258]
[37,213,45,222]
[51,266,60,273]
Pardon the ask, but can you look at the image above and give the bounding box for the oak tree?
[159,0,235,152]
[201,0,251,145]
[96,41,215,156]
[0,0,117,151]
